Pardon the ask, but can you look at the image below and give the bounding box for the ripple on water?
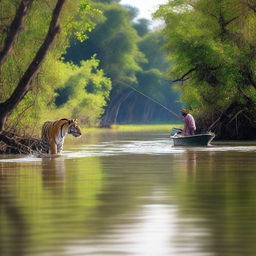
[1,139,256,163]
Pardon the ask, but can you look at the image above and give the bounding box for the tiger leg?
[49,139,58,154]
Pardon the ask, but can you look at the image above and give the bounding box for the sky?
[120,0,168,21]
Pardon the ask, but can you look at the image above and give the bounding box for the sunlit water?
[1,131,256,255]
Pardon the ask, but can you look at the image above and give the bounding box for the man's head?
[181,109,188,117]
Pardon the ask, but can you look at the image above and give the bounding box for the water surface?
[1,131,256,255]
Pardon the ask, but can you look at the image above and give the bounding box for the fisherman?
[181,109,196,135]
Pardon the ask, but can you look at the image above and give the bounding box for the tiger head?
[68,119,82,137]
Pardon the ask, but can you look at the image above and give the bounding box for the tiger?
[41,118,82,154]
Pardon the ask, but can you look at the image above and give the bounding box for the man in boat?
[181,109,196,135]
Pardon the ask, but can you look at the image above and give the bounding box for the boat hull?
[171,133,215,146]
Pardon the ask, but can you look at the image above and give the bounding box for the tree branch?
[2,0,65,110]
[172,66,198,82]
[0,0,34,65]
[247,70,256,90]
[237,86,254,106]
[247,2,256,12]
[0,0,66,131]
[224,15,241,27]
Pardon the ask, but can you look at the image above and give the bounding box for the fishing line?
[117,80,181,120]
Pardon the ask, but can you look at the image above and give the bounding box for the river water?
[1,130,256,256]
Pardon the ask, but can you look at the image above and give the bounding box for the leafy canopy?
[155,0,256,116]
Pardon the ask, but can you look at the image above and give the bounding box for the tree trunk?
[0,0,34,65]
[0,114,7,132]
[113,91,134,123]
[0,0,66,131]
[100,88,131,127]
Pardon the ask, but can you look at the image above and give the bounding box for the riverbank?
[0,124,182,154]
[84,124,182,133]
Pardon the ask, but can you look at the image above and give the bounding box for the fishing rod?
[117,80,182,120]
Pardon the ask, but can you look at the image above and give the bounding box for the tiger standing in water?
[41,118,82,154]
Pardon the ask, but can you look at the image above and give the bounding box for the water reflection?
[42,158,65,193]
[65,204,178,256]
[0,156,103,256]
[0,166,29,256]
[1,133,256,255]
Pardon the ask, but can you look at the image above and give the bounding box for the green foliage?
[66,2,144,84]
[53,58,111,125]
[133,19,151,37]
[155,0,256,117]
[64,1,181,124]
[0,0,111,130]
[65,1,102,42]
[122,5,139,20]
[138,31,170,71]
[93,0,121,3]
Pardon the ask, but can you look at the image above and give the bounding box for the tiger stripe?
[41,118,81,154]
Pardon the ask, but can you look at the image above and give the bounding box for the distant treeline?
[64,0,181,126]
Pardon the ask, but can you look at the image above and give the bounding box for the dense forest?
[0,0,112,131]
[65,0,180,125]
[1,0,256,139]
[0,0,180,135]
[156,0,256,139]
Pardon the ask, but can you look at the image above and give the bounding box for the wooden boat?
[170,129,215,146]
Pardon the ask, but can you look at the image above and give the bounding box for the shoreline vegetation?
[155,0,256,140]
[2,123,256,155]
[0,124,182,154]
[85,124,182,133]
[0,130,42,154]
[0,0,180,135]
[2,0,256,155]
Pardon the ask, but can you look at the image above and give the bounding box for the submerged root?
[0,130,43,154]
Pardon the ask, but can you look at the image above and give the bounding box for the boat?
[170,128,215,146]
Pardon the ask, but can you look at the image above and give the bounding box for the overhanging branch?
[0,0,34,65]
[247,2,256,12]
[0,0,66,131]
[172,66,198,82]
[2,0,66,112]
